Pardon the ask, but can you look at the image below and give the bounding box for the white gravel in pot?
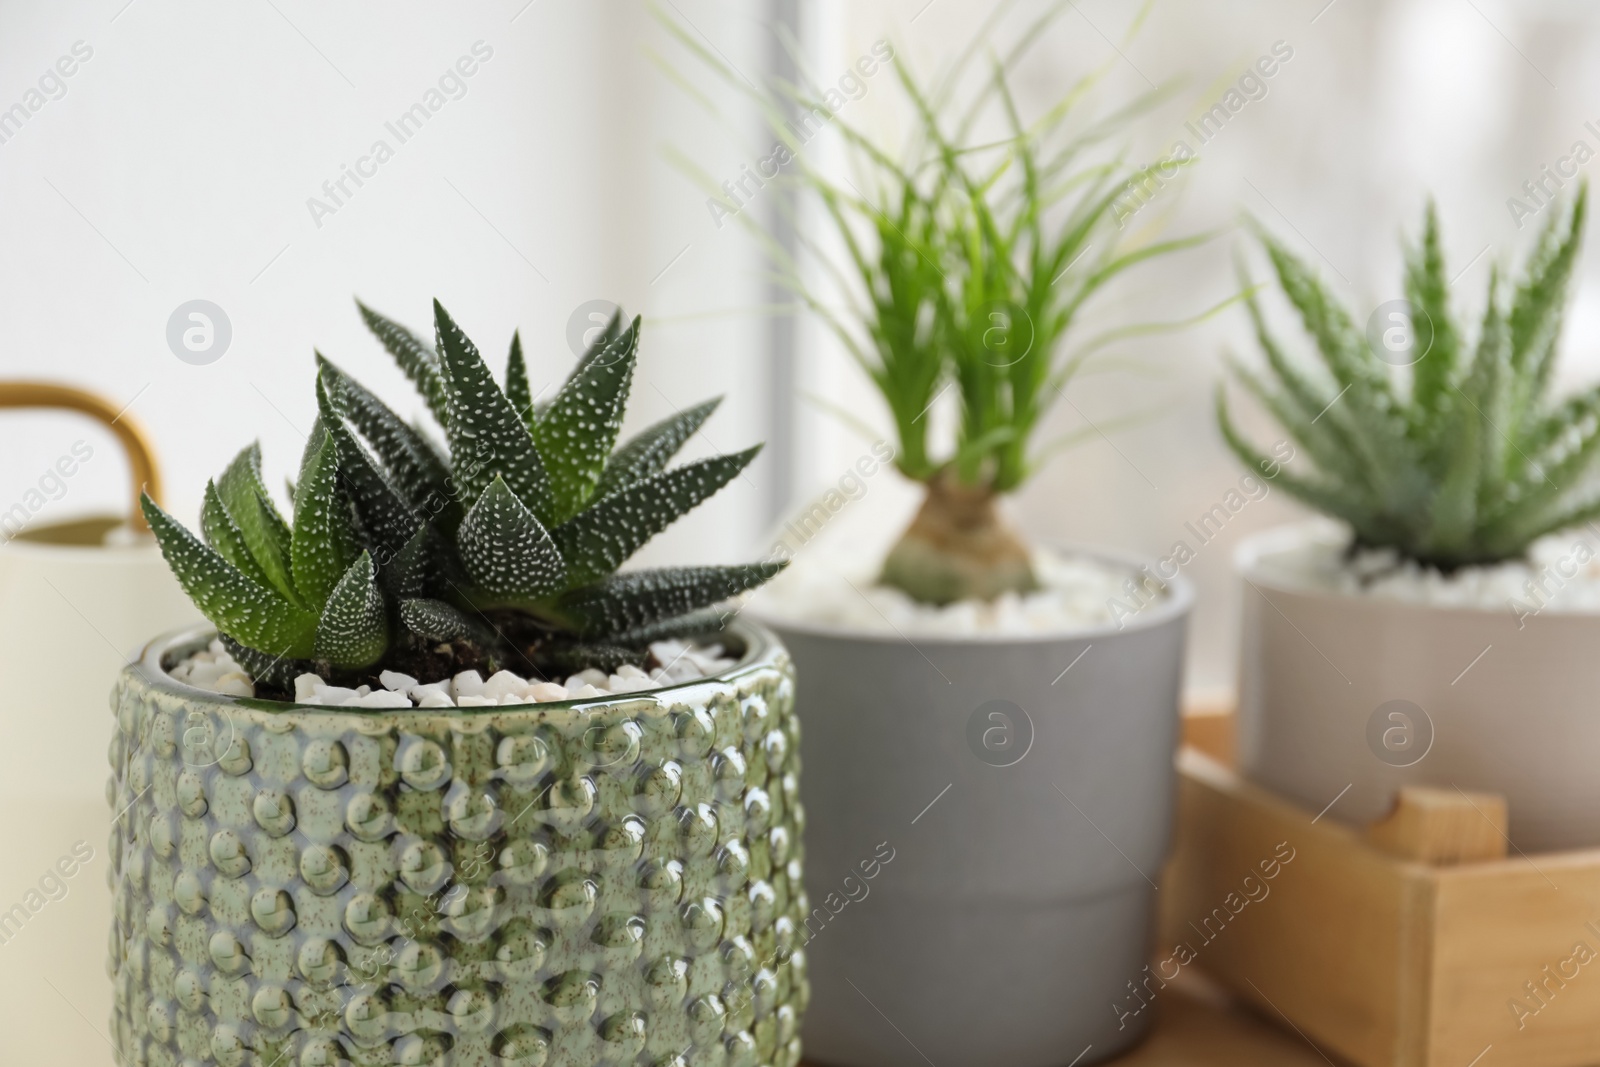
[753,546,1157,635]
[1248,522,1600,614]
[170,638,739,706]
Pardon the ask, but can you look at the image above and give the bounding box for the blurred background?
[2,0,1598,1058]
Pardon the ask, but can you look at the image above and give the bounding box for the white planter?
[754,546,1192,1067]
[1236,524,1600,852]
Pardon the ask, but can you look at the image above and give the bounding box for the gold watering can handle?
[0,381,163,534]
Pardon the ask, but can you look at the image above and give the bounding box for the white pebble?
[564,669,608,691]
[483,670,530,700]
[570,684,608,698]
[452,670,485,698]
[457,694,496,707]
[379,670,418,693]
[528,682,569,701]
[213,672,254,698]
[294,674,322,703]
[416,690,456,708]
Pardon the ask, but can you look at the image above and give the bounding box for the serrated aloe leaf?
[314,374,423,554]
[200,479,272,590]
[318,356,452,507]
[434,299,556,524]
[557,562,785,637]
[357,300,449,426]
[216,442,302,606]
[313,552,388,668]
[455,476,565,605]
[291,430,362,607]
[597,397,722,497]
[505,331,535,432]
[532,315,640,522]
[554,446,760,587]
[142,494,318,659]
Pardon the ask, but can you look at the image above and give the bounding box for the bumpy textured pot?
[757,548,1192,1067]
[1237,523,1600,851]
[107,621,806,1067]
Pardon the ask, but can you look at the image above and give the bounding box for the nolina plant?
[143,301,781,692]
[1219,185,1596,571]
[668,4,1216,604]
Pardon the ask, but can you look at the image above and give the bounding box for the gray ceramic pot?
[107,620,806,1067]
[758,549,1191,1067]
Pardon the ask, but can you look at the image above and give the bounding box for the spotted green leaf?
[142,493,319,659]
[554,445,759,587]
[455,476,566,606]
[596,397,721,497]
[557,563,785,637]
[357,300,449,426]
[216,442,301,607]
[434,299,555,524]
[533,315,639,522]
[312,553,388,668]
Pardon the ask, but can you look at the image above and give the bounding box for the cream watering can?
[0,382,196,1066]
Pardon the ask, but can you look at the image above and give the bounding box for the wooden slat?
[1160,749,1433,1067]
[1425,853,1600,1067]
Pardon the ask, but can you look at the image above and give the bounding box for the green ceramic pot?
[107,620,806,1067]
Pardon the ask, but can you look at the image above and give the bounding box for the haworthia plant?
[1219,185,1597,570]
[144,301,780,691]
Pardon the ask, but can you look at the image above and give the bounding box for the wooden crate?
[1163,712,1600,1067]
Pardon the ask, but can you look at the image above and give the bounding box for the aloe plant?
[1219,185,1595,570]
[143,301,780,691]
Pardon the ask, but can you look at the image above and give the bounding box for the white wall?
[0,0,775,565]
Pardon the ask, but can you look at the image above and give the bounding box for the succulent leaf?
[505,331,535,432]
[597,397,722,497]
[434,299,556,524]
[142,493,319,658]
[290,430,363,606]
[314,374,423,554]
[553,445,760,587]
[400,597,479,642]
[357,300,449,426]
[532,315,640,522]
[318,357,452,509]
[557,563,784,637]
[612,607,730,646]
[216,443,302,607]
[200,479,272,590]
[456,476,566,605]
[312,552,388,669]
[1225,189,1597,569]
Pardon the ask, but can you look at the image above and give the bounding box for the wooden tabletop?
[803,968,1343,1067]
